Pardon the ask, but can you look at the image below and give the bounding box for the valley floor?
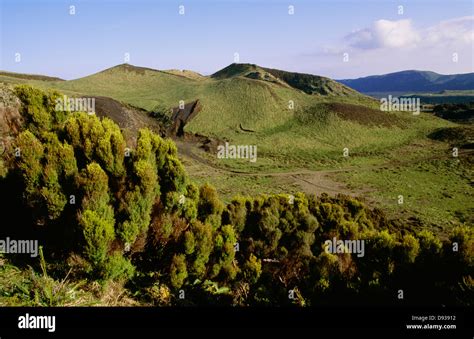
[178,137,473,236]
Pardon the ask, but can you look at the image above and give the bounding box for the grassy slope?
[0,67,454,167]
[49,65,204,110]
[334,141,474,231]
[1,64,469,230]
[0,71,64,82]
[4,63,425,168]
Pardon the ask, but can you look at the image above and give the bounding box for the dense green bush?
[170,253,188,289]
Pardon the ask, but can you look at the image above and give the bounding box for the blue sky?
[1,0,473,79]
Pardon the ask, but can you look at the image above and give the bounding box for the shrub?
[14,85,52,133]
[396,234,420,264]
[14,130,44,196]
[448,226,473,267]
[170,254,188,289]
[188,221,213,278]
[184,231,195,255]
[197,183,224,226]
[64,114,125,177]
[243,254,262,284]
[101,252,135,281]
[222,196,248,234]
[76,163,115,270]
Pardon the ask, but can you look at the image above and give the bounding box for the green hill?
[1,63,375,134]
[0,63,451,170]
[262,66,359,96]
[48,64,201,110]
[211,63,359,96]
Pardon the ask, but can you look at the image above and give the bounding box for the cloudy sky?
[1,0,473,79]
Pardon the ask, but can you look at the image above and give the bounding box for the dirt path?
[176,139,365,199]
[175,138,473,200]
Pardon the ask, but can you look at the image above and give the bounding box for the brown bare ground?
[327,102,406,127]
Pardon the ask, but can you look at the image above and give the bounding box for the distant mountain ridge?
[338,70,474,93]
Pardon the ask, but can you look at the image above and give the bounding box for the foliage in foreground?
[0,85,472,306]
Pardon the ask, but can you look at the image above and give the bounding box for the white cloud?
[306,16,474,78]
[343,16,474,51]
[345,19,420,49]
[424,16,474,47]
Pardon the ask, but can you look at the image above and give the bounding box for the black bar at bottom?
[0,306,471,337]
